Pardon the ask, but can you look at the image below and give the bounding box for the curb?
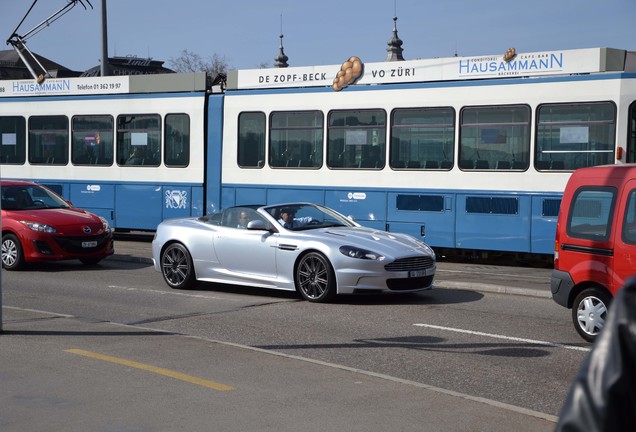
[434,281,552,299]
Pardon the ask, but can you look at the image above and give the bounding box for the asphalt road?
[0,247,586,431]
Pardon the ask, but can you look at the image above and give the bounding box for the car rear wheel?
[572,287,612,342]
[2,234,24,270]
[161,242,197,289]
[295,252,336,302]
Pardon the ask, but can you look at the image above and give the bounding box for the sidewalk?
[110,237,553,299]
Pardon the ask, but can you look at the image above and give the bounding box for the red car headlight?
[19,221,57,233]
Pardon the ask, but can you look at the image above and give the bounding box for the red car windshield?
[1,185,70,211]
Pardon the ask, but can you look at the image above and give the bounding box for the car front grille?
[384,256,435,272]
[53,233,111,253]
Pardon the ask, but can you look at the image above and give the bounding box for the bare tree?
[168,49,231,76]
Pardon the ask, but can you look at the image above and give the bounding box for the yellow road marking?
[65,349,234,391]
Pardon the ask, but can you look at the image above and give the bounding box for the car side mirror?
[246,220,268,231]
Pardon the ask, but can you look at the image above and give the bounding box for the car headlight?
[99,216,111,232]
[339,245,384,260]
[19,220,57,233]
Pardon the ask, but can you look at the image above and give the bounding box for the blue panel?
[41,183,66,197]
[235,188,267,205]
[162,186,192,220]
[206,94,224,213]
[386,192,455,248]
[69,183,115,208]
[357,220,386,230]
[267,189,324,205]
[115,184,162,230]
[221,187,236,210]
[456,193,531,252]
[82,208,114,226]
[531,195,561,254]
[191,186,204,217]
[325,190,386,222]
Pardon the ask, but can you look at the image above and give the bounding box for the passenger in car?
[278,207,312,229]
[237,210,251,228]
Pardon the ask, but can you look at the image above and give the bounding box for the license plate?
[82,241,98,248]
[409,269,427,278]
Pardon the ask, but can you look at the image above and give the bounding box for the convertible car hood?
[322,226,428,255]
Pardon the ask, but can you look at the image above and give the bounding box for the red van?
[551,164,636,342]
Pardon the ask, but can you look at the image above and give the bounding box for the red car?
[1,180,114,270]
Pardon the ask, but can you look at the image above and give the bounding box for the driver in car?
[278,207,313,229]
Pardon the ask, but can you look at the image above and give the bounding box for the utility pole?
[100,0,110,76]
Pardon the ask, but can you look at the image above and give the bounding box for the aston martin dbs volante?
[152,203,436,302]
[1,180,114,270]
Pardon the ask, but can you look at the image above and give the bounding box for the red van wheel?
[572,287,612,342]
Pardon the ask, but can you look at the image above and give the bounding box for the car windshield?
[1,184,70,210]
[267,204,357,231]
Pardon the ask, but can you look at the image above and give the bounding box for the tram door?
[628,101,636,163]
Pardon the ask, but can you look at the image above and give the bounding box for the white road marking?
[413,323,591,352]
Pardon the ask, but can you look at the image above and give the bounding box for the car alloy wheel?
[161,242,197,289]
[295,251,336,302]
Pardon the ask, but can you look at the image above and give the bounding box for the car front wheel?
[572,287,612,342]
[161,242,197,289]
[2,234,24,270]
[295,252,336,302]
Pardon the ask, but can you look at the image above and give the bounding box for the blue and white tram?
[0,73,221,230]
[3,47,636,257]
[220,47,636,256]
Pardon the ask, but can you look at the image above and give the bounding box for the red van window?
[622,190,636,244]
[566,187,616,241]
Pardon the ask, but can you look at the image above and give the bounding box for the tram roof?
[226,47,634,91]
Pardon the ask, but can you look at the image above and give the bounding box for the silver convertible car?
[152,203,436,302]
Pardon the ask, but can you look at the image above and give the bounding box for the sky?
[1,0,635,72]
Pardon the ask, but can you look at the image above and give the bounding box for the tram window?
[536,102,616,171]
[629,101,636,163]
[28,115,69,165]
[71,115,114,166]
[327,109,386,169]
[0,116,26,164]
[459,105,530,171]
[269,111,323,169]
[116,114,161,166]
[390,107,454,170]
[238,112,265,168]
[165,114,190,167]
